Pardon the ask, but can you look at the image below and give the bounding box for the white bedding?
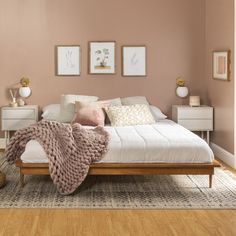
[20,120,214,164]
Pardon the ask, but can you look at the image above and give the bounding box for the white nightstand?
[1,105,38,145]
[172,105,213,144]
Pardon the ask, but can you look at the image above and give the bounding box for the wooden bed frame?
[15,160,221,188]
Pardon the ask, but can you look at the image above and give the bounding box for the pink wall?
[0,0,206,114]
[2,0,233,153]
[205,0,234,153]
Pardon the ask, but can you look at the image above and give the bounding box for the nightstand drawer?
[178,119,213,131]
[178,108,213,119]
[2,109,35,119]
[2,119,36,131]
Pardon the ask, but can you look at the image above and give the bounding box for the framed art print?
[56,45,81,76]
[89,41,116,74]
[213,50,230,81]
[122,45,147,77]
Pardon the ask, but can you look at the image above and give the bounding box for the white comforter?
[21,120,214,164]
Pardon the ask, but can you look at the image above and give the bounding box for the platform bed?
[15,160,221,188]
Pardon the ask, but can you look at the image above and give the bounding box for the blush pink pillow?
[72,101,110,126]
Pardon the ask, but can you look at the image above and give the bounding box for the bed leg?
[20,171,25,187]
[209,174,212,188]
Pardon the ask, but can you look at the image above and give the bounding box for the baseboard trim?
[210,142,235,168]
[0,138,5,149]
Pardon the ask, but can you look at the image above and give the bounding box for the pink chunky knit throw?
[5,120,109,195]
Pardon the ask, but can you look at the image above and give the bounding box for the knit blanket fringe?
[5,120,109,195]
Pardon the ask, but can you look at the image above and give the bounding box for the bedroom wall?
[0,0,206,120]
[205,0,234,153]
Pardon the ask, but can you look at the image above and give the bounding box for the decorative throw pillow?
[72,100,110,126]
[103,98,122,124]
[121,96,149,106]
[105,104,155,126]
[60,95,98,122]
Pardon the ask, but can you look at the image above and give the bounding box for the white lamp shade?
[19,87,31,98]
[189,96,200,106]
[176,86,189,98]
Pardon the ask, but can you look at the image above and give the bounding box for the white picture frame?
[122,46,147,77]
[89,41,116,74]
[56,45,81,76]
[213,50,230,81]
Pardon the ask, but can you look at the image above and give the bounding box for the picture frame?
[89,41,116,74]
[212,50,231,81]
[56,45,81,76]
[122,45,147,77]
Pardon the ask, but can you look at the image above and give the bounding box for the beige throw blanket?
[5,120,109,195]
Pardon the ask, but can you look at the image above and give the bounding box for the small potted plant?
[176,77,189,98]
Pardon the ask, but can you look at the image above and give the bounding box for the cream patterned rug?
[0,155,236,208]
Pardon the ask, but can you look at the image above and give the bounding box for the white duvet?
[21,120,214,164]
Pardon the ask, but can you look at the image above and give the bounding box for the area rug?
[1,155,236,208]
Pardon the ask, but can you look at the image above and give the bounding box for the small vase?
[176,86,189,98]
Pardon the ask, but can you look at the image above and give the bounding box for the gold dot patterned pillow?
[105,104,156,126]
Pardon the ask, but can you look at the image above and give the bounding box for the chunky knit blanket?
[5,120,109,195]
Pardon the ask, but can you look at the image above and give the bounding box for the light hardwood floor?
[0,159,235,236]
[1,209,236,236]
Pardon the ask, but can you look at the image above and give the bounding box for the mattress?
[20,120,214,164]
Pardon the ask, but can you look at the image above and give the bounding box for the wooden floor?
[0,159,236,236]
[1,209,236,236]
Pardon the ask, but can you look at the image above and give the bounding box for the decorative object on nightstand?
[18,77,31,104]
[9,89,18,107]
[1,105,38,146]
[0,171,6,188]
[189,96,200,107]
[172,105,213,144]
[176,77,189,98]
[18,99,25,107]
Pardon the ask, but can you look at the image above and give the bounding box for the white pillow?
[105,104,155,126]
[109,97,122,106]
[121,96,149,105]
[60,94,98,122]
[149,105,167,121]
[42,104,61,121]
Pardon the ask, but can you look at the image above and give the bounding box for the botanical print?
[56,46,80,76]
[122,46,146,76]
[89,42,115,74]
[213,51,230,81]
[95,48,111,69]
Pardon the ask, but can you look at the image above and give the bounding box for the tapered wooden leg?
[209,174,212,188]
[20,171,25,187]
